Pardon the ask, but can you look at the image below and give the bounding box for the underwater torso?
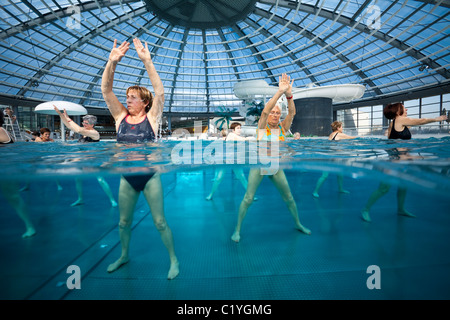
[389,118,412,140]
[116,114,157,191]
[258,124,284,176]
[117,115,155,143]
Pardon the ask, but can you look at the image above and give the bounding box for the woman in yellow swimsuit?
[231,73,311,242]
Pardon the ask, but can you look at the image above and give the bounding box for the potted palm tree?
[245,100,264,125]
[214,106,237,131]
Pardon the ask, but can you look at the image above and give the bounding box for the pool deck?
[1,168,450,301]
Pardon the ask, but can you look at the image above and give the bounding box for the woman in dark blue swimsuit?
[361,102,447,222]
[101,38,179,279]
[312,121,357,198]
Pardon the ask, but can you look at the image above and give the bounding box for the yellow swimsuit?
[258,124,286,141]
[257,124,284,175]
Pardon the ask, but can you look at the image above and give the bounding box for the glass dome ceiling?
[0,0,449,116]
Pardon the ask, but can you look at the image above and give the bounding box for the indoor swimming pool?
[1,136,449,300]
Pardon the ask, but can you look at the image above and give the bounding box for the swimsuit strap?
[265,124,285,141]
[332,132,339,140]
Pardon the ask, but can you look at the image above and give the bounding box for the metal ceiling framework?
[141,0,259,29]
[0,0,449,116]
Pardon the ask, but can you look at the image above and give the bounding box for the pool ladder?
[2,114,25,141]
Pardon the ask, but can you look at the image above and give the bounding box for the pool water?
[0,137,449,300]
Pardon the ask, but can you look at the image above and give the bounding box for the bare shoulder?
[146,113,159,132]
[0,127,10,142]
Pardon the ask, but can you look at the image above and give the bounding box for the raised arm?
[257,91,282,131]
[101,39,130,122]
[53,106,100,140]
[133,38,164,121]
[258,74,293,130]
[280,76,295,132]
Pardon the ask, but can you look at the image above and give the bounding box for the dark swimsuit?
[388,119,411,140]
[117,115,155,143]
[116,115,156,192]
[331,132,339,140]
[78,136,100,143]
[387,119,412,160]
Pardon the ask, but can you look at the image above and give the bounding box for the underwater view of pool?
[1,136,449,300]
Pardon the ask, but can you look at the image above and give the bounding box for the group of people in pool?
[1,38,448,280]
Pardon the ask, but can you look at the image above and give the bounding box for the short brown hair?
[126,86,153,112]
[230,122,241,131]
[40,127,51,135]
[383,102,404,119]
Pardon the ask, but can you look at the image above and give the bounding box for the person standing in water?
[312,121,356,198]
[101,38,179,279]
[361,102,447,222]
[0,112,36,238]
[231,73,311,243]
[206,122,253,201]
[54,106,117,208]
